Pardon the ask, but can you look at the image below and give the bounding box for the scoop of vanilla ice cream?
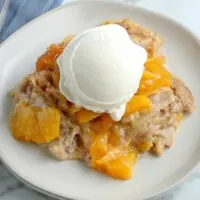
[58,24,147,121]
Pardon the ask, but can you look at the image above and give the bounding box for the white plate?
[0,1,200,200]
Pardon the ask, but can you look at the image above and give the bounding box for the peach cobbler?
[9,19,194,180]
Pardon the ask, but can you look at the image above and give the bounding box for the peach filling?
[10,102,60,144]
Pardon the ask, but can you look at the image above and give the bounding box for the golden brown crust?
[171,77,195,112]
[104,19,163,57]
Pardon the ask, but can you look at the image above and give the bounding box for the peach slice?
[145,57,171,87]
[90,132,111,168]
[124,95,152,117]
[74,109,101,124]
[10,102,60,144]
[137,71,163,96]
[96,146,138,180]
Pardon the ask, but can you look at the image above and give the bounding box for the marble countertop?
[1,0,200,199]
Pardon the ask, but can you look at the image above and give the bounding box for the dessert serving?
[9,19,195,180]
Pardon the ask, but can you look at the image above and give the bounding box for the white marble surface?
[1,0,200,199]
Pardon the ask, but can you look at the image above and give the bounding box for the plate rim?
[1,157,195,200]
[0,1,200,200]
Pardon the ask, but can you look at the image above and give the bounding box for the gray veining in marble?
[0,161,54,200]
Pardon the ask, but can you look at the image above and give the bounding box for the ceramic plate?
[0,1,200,200]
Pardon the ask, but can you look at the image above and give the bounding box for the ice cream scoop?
[58,24,147,121]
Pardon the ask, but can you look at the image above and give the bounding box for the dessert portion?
[58,24,147,121]
[9,19,194,180]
